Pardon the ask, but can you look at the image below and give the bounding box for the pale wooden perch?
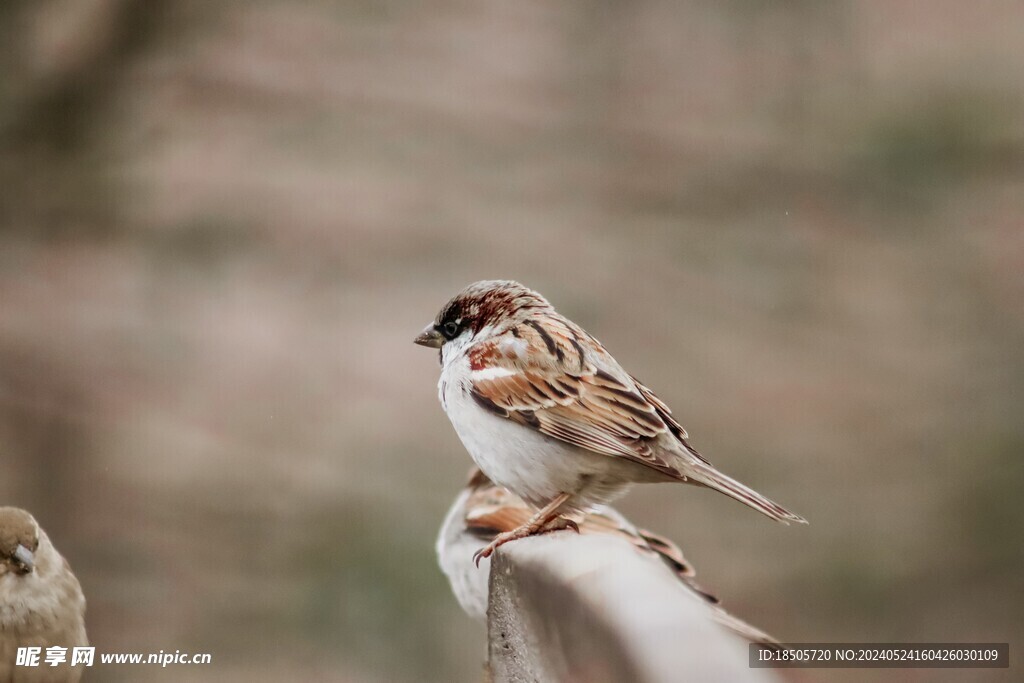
[485,532,780,683]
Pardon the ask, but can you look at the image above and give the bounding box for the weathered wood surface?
[486,532,779,683]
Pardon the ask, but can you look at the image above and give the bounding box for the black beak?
[414,324,444,349]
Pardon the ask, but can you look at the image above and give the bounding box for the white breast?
[437,350,631,512]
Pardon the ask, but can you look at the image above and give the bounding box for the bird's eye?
[441,321,460,339]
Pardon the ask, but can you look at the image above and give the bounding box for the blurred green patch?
[180,495,465,681]
[952,434,1024,576]
[148,217,262,268]
[298,503,455,678]
[849,92,1020,209]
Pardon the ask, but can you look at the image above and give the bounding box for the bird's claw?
[472,516,579,567]
[472,545,493,568]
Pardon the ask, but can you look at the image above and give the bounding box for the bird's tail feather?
[689,463,807,525]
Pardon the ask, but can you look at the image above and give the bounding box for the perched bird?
[437,468,780,648]
[0,508,87,683]
[416,280,805,563]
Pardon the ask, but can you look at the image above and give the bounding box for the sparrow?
[437,468,780,648]
[416,280,805,563]
[0,508,88,683]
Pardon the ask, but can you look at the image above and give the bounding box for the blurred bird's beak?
[13,544,34,574]
[414,324,444,348]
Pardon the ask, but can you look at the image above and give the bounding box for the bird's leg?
[473,492,576,567]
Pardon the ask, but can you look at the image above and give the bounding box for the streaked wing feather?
[536,408,643,459]
[469,324,691,479]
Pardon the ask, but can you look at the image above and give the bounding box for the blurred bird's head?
[0,507,41,576]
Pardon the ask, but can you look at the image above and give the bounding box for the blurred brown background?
[1,1,1022,681]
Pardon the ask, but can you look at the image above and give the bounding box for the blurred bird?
[0,508,88,683]
[416,280,806,563]
[437,468,780,648]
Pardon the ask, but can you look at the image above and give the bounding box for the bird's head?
[0,507,41,576]
[414,280,552,360]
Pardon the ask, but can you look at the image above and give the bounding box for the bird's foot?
[473,515,579,567]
